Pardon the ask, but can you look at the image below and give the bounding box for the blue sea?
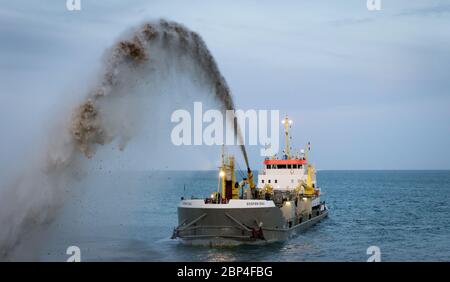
[35,170,450,261]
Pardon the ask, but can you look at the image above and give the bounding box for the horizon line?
[99,169,450,172]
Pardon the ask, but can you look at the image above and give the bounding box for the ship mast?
[281,116,293,159]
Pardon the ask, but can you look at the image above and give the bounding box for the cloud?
[328,17,376,27]
[395,4,450,17]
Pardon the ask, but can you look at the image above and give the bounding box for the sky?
[0,0,449,170]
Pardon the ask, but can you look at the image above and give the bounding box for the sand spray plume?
[71,19,250,168]
[0,19,250,258]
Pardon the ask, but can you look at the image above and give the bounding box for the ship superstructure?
[172,116,328,245]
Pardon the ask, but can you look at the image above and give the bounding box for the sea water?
[35,170,450,261]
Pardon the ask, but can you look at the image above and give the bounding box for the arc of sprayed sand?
[71,19,250,169]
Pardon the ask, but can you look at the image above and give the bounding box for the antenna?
[305,141,311,163]
[281,116,293,159]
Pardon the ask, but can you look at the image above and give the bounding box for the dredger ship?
[172,116,328,245]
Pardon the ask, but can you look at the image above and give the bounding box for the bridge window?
[277,165,287,169]
[293,164,297,169]
[266,165,270,169]
[288,164,292,169]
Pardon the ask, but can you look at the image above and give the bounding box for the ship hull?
[173,200,328,245]
[262,210,328,242]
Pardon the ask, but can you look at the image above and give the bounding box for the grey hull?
[173,206,328,245]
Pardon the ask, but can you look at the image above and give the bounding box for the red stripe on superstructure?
[263,159,307,165]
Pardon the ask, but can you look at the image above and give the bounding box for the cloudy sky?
[0,0,449,170]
